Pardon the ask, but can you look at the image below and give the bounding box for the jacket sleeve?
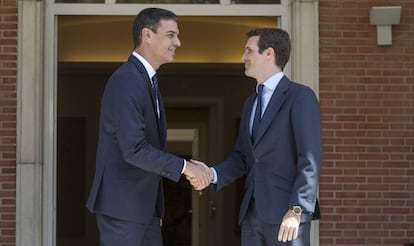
[289,86,322,213]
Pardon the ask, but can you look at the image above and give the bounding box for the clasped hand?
[183,159,213,190]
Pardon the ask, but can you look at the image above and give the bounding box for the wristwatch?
[290,205,302,216]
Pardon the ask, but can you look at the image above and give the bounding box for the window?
[55,0,220,3]
[117,0,219,3]
[55,0,104,3]
[55,0,281,4]
[232,0,280,3]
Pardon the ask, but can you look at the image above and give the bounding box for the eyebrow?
[245,46,257,51]
[165,30,179,35]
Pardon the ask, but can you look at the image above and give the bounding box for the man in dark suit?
[192,28,322,245]
[86,8,211,246]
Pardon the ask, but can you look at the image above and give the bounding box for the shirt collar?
[256,72,284,92]
[132,51,156,79]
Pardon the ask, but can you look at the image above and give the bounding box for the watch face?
[293,206,302,214]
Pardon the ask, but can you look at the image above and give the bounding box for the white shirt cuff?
[210,167,218,184]
[181,160,186,174]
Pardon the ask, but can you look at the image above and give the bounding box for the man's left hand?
[277,209,301,242]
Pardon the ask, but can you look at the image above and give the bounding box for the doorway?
[56,61,254,245]
[55,14,277,246]
[56,120,207,246]
[55,85,213,246]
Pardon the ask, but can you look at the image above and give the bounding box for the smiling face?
[140,19,181,70]
[241,36,267,82]
[152,19,181,65]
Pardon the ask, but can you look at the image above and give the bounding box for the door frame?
[167,128,200,246]
[16,0,320,245]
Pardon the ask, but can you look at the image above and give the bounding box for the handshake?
[183,160,213,191]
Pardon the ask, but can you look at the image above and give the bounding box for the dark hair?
[132,8,178,48]
[246,28,291,70]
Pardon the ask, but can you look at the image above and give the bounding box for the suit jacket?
[214,76,322,224]
[86,55,184,223]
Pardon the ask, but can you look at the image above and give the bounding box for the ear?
[141,28,152,43]
[265,47,275,60]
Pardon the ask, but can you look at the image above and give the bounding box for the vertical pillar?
[291,0,320,97]
[16,0,44,245]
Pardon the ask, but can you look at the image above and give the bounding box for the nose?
[175,37,181,47]
[241,52,247,62]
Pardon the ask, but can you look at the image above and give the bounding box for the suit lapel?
[129,55,166,145]
[253,76,289,146]
[245,94,256,146]
[128,56,158,113]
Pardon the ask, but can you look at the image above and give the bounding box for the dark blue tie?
[152,75,160,118]
[152,74,167,146]
[252,84,264,143]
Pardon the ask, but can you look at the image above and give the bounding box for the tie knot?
[257,84,264,95]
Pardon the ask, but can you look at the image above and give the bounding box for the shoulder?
[285,79,317,99]
[109,60,148,85]
[110,55,147,79]
[104,63,149,100]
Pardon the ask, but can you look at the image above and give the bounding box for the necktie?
[152,75,160,118]
[252,84,264,143]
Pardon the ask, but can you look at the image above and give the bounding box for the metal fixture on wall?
[369,6,401,46]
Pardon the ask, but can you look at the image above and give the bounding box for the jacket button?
[255,159,259,163]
